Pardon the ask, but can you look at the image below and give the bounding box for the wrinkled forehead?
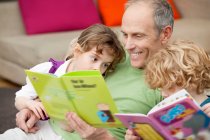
[122,3,156,33]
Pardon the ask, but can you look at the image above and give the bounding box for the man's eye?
[135,35,142,38]
[122,33,128,38]
[136,34,145,39]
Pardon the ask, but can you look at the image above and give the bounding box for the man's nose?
[124,37,135,50]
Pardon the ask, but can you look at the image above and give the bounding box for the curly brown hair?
[66,24,125,75]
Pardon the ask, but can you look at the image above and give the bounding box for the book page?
[26,70,123,128]
[26,70,77,120]
[148,89,199,114]
[149,96,207,139]
[62,70,123,127]
[115,113,168,140]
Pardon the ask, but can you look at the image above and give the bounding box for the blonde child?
[125,40,210,140]
[1,24,125,140]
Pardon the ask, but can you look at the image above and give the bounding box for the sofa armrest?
[174,0,210,19]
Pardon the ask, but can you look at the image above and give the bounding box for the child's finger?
[28,126,40,133]
[16,114,29,133]
[36,107,45,120]
[126,129,133,135]
[32,108,41,119]
[201,103,210,118]
[26,115,39,131]
[202,103,210,111]
[39,104,48,118]
[202,108,210,117]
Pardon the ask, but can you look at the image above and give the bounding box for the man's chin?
[130,61,145,69]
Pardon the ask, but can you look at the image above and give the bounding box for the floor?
[0,77,20,88]
[0,78,20,133]
[0,88,19,133]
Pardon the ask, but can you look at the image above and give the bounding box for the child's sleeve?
[15,62,53,99]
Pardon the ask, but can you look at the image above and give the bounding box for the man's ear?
[73,43,83,57]
[160,26,173,45]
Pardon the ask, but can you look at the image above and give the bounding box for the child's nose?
[161,91,168,98]
[93,63,101,70]
[93,63,103,73]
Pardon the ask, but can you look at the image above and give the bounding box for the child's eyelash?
[91,57,97,61]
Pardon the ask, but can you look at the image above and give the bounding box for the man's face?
[121,3,164,69]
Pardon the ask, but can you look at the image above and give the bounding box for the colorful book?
[115,89,210,140]
[25,70,123,128]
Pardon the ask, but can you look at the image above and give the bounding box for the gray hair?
[125,0,174,34]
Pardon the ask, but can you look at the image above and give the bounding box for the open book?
[26,70,123,128]
[115,89,210,140]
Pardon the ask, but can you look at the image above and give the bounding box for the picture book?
[25,70,123,128]
[115,89,210,140]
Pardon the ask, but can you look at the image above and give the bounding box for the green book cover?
[25,70,123,128]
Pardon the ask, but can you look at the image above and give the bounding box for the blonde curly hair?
[145,40,210,94]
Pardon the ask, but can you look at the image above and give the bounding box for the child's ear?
[73,43,83,57]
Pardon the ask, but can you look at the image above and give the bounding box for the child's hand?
[125,129,140,140]
[16,108,40,133]
[202,103,210,117]
[26,100,48,120]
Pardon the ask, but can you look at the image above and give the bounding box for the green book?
[25,70,123,128]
